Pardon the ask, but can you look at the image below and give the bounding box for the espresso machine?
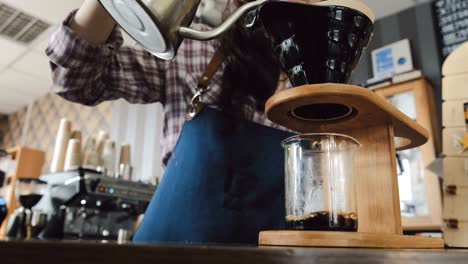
[36,168,155,240]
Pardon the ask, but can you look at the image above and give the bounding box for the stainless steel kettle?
[98,0,267,60]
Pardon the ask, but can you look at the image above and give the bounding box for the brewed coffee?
[286,211,358,231]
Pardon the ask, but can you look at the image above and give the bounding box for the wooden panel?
[266,84,429,151]
[10,147,46,179]
[444,157,468,186]
[443,127,468,157]
[443,100,468,128]
[444,220,468,248]
[442,42,468,77]
[443,187,468,220]
[346,125,402,235]
[259,231,444,248]
[442,75,468,100]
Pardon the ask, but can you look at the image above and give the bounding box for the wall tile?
[1,93,111,172]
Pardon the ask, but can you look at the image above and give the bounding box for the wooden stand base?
[259,231,444,249]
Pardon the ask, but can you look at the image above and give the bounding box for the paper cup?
[50,118,72,173]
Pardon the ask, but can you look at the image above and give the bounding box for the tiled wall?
[2,110,25,150]
[1,93,112,172]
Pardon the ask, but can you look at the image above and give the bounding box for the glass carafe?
[282,133,360,232]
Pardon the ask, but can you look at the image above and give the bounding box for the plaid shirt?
[47,12,289,166]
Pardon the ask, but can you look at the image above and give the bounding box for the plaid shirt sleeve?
[46,11,168,106]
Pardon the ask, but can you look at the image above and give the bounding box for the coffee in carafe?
[286,211,358,232]
[282,134,360,232]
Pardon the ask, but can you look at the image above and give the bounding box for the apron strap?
[186,50,225,120]
[198,50,224,89]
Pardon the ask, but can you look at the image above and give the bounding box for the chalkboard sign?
[433,0,468,58]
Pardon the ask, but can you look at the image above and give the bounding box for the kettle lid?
[99,0,175,60]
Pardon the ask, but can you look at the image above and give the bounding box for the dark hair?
[218,0,281,119]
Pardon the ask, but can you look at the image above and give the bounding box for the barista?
[46,0,320,244]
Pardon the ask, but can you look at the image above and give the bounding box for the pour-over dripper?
[245,1,374,87]
[246,1,374,122]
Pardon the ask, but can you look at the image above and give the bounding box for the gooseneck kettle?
[98,0,268,60]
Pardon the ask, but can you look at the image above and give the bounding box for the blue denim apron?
[133,106,293,245]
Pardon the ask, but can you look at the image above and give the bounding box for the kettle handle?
[178,0,268,40]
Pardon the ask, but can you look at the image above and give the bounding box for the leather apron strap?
[198,50,224,89]
[185,50,225,120]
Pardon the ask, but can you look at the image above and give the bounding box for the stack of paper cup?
[50,118,72,173]
[118,144,132,180]
[64,139,81,171]
[119,144,131,165]
[71,130,82,142]
[96,130,109,166]
[82,137,100,169]
[102,140,116,177]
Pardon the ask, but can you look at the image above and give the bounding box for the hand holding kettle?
[70,0,371,60]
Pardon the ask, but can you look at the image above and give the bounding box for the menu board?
[433,0,468,58]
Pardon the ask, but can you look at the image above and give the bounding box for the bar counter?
[1,240,467,264]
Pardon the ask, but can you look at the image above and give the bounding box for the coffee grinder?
[6,178,47,239]
[245,1,444,248]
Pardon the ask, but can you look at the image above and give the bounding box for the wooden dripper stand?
[250,0,444,248]
[261,84,444,248]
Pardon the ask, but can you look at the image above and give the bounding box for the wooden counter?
[0,240,467,264]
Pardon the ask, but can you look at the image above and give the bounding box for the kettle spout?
[178,0,268,40]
